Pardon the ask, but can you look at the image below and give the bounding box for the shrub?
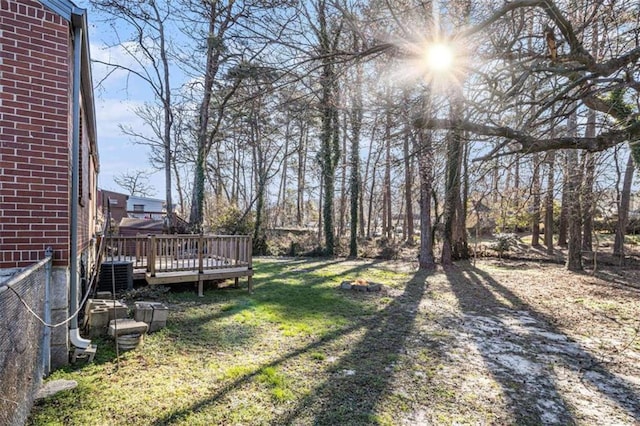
[491,233,517,258]
[208,205,254,235]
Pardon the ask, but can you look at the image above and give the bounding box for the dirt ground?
[392,250,640,425]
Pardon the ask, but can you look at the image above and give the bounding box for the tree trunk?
[442,89,468,265]
[190,3,220,231]
[172,160,185,219]
[349,40,362,257]
[250,108,268,253]
[566,149,583,271]
[458,134,469,250]
[361,114,379,238]
[544,151,555,255]
[582,22,599,252]
[157,4,174,232]
[566,110,583,271]
[276,120,291,227]
[417,126,435,270]
[338,113,348,238]
[296,124,307,227]
[367,149,382,239]
[317,2,341,255]
[382,107,392,240]
[531,153,542,246]
[404,129,415,246]
[318,174,323,243]
[557,153,569,247]
[613,153,635,256]
[441,140,458,266]
[581,151,596,252]
[492,155,500,206]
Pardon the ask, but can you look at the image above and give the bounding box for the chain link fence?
[0,255,51,426]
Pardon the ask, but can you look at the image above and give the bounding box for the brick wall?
[0,0,71,268]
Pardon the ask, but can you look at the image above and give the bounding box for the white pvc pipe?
[69,23,90,351]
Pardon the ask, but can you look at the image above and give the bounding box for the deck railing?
[104,235,149,270]
[104,234,252,276]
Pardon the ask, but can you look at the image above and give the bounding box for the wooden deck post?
[198,234,204,297]
[198,234,204,274]
[148,235,156,277]
[248,236,253,293]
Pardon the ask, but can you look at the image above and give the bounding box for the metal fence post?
[43,247,53,376]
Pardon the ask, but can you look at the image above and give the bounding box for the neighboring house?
[0,1,98,423]
[99,189,129,223]
[127,194,166,219]
[598,190,640,220]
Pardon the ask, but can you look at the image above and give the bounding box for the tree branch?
[415,117,640,159]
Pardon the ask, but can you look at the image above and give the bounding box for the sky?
[78,1,168,198]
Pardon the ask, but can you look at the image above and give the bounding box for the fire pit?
[340,278,382,292]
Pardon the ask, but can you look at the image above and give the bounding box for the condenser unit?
[98,261,133,292]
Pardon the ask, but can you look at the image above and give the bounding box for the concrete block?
[151,306,168,323]
[108,319,148,337]
[134,303,153,323]
[85,299,102,316]
[148,320,166,333]
[51,308,69,347]
[50,267,69,310]
[134,302,168,332]
[88,308,110,337]
[87,299,129,320]
[35,379,77,400]
[50,345,69,368]
[96,291,112,299]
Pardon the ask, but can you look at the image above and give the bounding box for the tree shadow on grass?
[70,259,398,370]
[446,262,640,424]
[150,268,430,425]
[139,259,384,356]
[253,257,387,289]
[275,270,431,425]
[150,317,371,425]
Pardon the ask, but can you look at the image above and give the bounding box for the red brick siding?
[0,0,71,268]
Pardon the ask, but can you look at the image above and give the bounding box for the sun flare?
[425,43,454,73]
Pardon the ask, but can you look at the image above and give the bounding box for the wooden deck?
[102,234,253,295]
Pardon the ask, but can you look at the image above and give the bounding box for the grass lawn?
[29,258,419,425]
[28,256,640,425]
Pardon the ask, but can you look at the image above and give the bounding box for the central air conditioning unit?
[98,261,133,292]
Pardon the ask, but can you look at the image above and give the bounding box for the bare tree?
[414,1,640,156]
[114,169,156,197]
[91,0,175,227]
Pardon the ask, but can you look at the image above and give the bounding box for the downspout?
[69,24,91,350]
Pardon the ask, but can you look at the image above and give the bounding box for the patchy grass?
[28,257,640,425]
[28,258,415,425]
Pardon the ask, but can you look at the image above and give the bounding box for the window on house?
[133,204,145,213]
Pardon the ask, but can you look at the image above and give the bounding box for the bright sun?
[425,43,454,73]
